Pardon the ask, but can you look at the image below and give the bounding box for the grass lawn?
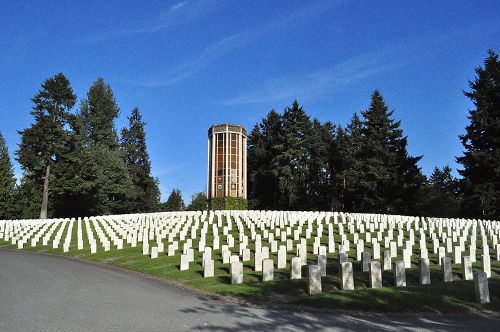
[1,216,499,314]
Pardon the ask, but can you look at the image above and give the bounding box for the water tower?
[207,124,247,209]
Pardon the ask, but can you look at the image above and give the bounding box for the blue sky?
[1,1,499,202]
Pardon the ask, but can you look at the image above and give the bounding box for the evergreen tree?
[121,107,160,213]
[80,77,120,149]
[330,114,364,212]
[0,131,16,219]
[457,50,500,219]
[357,91,423,214]
[421,166,461,217]
[308,120,334,210]
[75,78,134,215]
[160,189,185,211]
[247,110,282,209]
[272,100,314,210]
[17,73,77,219]
[11,177,41,219]
[186,191,208,211]
[50,114,101,217]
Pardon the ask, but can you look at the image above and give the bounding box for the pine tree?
[247,110,282,209]
[272,100,314,210]
[457,50,500,219]
[186,192,208,211]
[121,107,160,213]
[80,78,120,149]
[76,78,134,215]
[421,166,461,217]
[17,73,77,219]
[330,114,364,212]
[0,131,16,219]
[308,120,334,210]
[357,91,423,214]
[50,114,101,217]
[11,177,41,219]
[161,189,185,211]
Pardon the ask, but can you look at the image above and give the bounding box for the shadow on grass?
[179,295,500,331]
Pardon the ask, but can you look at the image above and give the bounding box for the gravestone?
[339,252,349,264]
[362,252,371,272]
[419,258,431,285]
[438,247,445,265]
[403,249,411,268]
[369,261,382,288]
[222,250,230,264]
[180,254,189,271]
[383,250,392,271]
[394,260,406,287]
[278,245,286,269]
[318,255,327,277]
[254,252,263,272]
[262,259,274,281]
[230,255,239,264]
[291,257,302,279]
[454,246,462,264]
[373,242,381,260]
[151,246,158,259]
[462,256,473,280]
[441,257,453,282]
[482,255,491,278]
[231,261,244,284]
[242,248,251,262]
[340,261,354,290]
[308,265,322,294]
[473,271,490,304]
[204,259,214,278]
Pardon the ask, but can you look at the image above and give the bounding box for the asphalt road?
[0,249,499,332]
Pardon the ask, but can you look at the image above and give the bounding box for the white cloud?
[218,25,490,106]
[85,0,215,42]
[121,1,341,87]
[219,52,404,106]
[168,1,188,13]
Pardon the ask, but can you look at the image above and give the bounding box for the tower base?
[209,197,248,210]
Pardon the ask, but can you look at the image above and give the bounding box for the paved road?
[0,249,499,332]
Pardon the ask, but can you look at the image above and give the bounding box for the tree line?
[0,50,498,219]
[0,74,160,219]
[248,50,499,220]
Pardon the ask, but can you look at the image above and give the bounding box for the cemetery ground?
[0,211,499,315]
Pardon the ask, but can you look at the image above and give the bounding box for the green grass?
[1,216,499,313]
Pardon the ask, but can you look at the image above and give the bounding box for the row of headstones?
[3,213,498,270]
[177,229,494,282]
[306,257,491,304]
[172,220,499,275]
[12,212,495,286]
[218,253,492,305]
[14,217,499,268]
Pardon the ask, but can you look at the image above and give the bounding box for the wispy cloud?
[120,1,341,87]
[218,24,491,106]
[168,1,188,13]
[219,52,403,106]
[86,0,214,42]
[119,33,245,87]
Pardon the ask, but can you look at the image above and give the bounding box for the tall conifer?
[357,91,423,214]
[78,78,134,215]
[457,50,500,219]
[121,107,160,212]
[0,131,16,219]
[17,73,76,219]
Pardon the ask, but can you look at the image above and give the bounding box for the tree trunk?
[40,163,50,219]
